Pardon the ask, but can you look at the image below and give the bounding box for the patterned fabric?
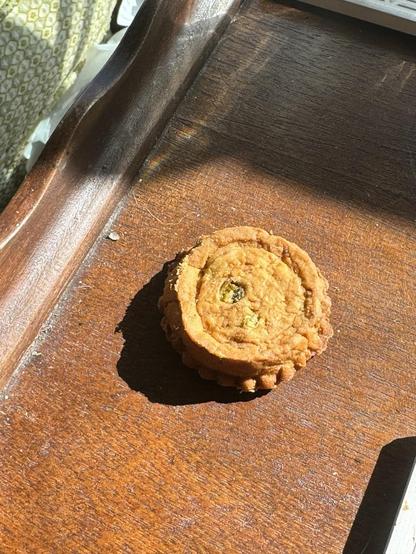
[0,0,117,208]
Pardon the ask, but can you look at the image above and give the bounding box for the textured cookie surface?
[159,227,332,392]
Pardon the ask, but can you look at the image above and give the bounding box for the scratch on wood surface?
[142,205,185,226]
[133,193,186,226]
[408,150,416,180]
[376,61,416,92]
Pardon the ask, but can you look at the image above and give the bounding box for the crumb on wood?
[107,231,120,241]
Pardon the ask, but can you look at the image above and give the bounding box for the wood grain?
[0,0,241,387]
[1,1,416,553]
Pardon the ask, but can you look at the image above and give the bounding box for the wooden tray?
[1,1,416,552]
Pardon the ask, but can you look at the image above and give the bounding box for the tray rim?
[0,0,242,388]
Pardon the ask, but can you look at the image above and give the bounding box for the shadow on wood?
[343,437,416,553]
[115,263,268,405]
[143,0,416,223]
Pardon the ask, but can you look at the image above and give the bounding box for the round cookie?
[159,226,332,392]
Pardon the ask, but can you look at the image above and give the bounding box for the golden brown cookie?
[159,226,332,392]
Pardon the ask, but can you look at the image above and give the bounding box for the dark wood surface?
[2,1,416,552]
[0,0,240,386]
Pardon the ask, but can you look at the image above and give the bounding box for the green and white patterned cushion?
[0,0,117,208]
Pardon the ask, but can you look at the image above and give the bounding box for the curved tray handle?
[0,0,242,386]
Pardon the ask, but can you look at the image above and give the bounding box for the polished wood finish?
[0,0,241,386]
[1,1,416,552]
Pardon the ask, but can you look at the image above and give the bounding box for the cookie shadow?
[343,437,416,553]
[115,263,268,405]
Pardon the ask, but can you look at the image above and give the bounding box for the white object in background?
[117,0,145,27]
[23,29,127,172]
[301,0,416,36]
[24,0,146,169]
[384,458,416,554]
